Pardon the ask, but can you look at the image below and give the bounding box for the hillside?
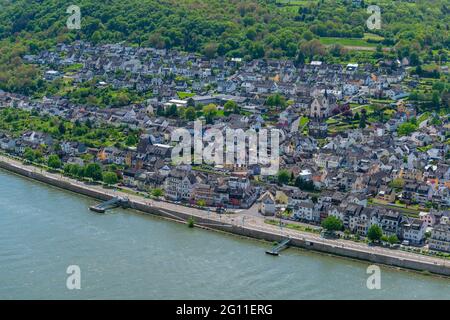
[0,0,448,57]
[0,0,448,94]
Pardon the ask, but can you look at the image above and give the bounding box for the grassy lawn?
[276,0,313,4]
[319,37,378,48]
[177,91,195,99]
[63,63,84,73]
[299,116,309,128]
[265,219,321,234]
[418,112,430,123]
[363,33,384,41]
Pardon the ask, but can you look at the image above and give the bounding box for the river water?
[0,169,449,299]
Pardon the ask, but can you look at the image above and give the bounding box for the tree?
[184,106,196,121]
[295,51,305,66]
[203,103,217,124]
[321,216,343,233]
[367,225,383,242]
[125,135,138,146]
[397,122,418,136]
[24,147,36,162]
[58,122,66,135]
[295,176,315,191]
[84,163,103,181]
[409,52,420,66]
[299,40,326,59]
[388,234,399,245]
[389,178,405,190]
[47,154,61,169]
[266,94,287,109]
[102,171,118,186]
[431,91,440,110]
[359,110,367,129]
[277,170,290,185]
[166,104,178,117]
[187,98,195,107]
[224,100,239,115]
[197,200,206,207]
[151,188,164,197]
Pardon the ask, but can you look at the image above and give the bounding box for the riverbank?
[1,154,449,277]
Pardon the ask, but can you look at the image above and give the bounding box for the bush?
[102,171,118,185]
[47,154,62,169]
[321,216,343,232]
[367,225,383,242]
[187,216,195,228]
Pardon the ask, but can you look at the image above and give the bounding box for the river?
[0,169,449,299]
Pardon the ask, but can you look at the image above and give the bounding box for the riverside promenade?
[1,154,449,276]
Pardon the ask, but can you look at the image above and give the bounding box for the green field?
[319,37,378,48]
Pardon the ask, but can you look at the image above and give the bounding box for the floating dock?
[265,238,291,256]
[89,197,129,213]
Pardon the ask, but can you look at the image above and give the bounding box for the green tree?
[184,106,196,121]
[84,163,103,181]
[359,110,367,129]
[58,122,66,135]
[321,216,343,233]
[295,176,315,191]
[203,104,217,124]
[23,147,36,162]
[388,234,399,245]
[277,170,290,185]
[224,100,239,115]
[166,104,178,117]
[397,122,418,136]
[431,91,440,110]
[47,154,61,169]
[367,225,383,242]
[102,171,118,185]
[151,188,164,197]
[187,216,195,228]
[125,135,138,146]
[389,178,405,190]
[197,200,206,207]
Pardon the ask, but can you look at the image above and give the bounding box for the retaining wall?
[1,159,449,277]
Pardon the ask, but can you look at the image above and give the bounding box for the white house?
[259,191,276,216]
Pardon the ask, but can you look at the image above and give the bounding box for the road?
[0,154,448,269]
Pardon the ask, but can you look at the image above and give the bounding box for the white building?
[429,223,450,252]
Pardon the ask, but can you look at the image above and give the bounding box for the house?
[164,167,197,201]
[308,121,328,139]
[192,183,216,206]
[429,223,450,252]
[380,211,403,237]
[61,141,87,156]
[376,186,396,202]
[293,201,317,223]
[259,191,276,216]
[419,211,437,227]
[401,219,426,245]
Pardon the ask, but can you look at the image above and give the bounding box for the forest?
[0,0,448,95]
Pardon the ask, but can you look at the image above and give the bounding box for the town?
[0,40,449,258]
